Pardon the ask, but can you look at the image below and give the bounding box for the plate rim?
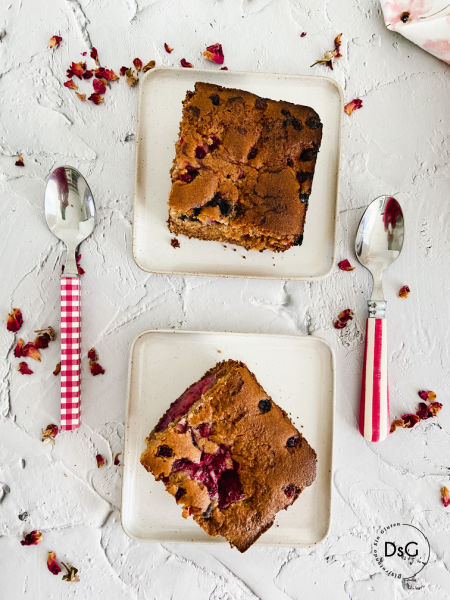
[121,327,336,547]
[132,67,343,281]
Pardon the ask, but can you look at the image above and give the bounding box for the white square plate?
[122,329,335,547]
[133,68,343,280]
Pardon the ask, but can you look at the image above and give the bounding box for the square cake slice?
[140,359,317,552]
[168,82,323,252]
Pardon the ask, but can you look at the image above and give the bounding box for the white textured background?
[0,1,449,598]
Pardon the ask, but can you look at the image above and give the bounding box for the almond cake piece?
[140,359,317,552]
[167,82,323,252]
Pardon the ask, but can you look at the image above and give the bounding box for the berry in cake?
[140,359,317,552]
[168,82,323,252]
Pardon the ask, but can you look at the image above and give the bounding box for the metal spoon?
[355,195,404,442]
[44,166,96,430]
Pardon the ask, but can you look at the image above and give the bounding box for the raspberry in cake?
[140,359,317,552]
[168,82,323,252]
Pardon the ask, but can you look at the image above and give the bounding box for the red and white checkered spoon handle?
[60,276,81,430]
[359,317,389,442]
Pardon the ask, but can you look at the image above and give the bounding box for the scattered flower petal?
[120,66,129,76]
[64,79,78,90]
[114,452,121,466]
[35,326,56,343]
[22,342,41,362]
[333,319,346,329]
[61,562,79,582]
[14,339,24,357]
[90,47,99,64]
[334,308,354,328]
[203,43,224,65]
[142,60,155,73]
[390,418,404,433]
[220,66,228,70]
[398,285,410,299]
[338,259,355,271]
[164,43,173,53]
[333,33,342,58]
[429,401,443,417]
[96,453,105,468]
[67,61,86,79]
[49,35,62,49]
[42,424,59,444]
[180,58,193,68]
[90,361,105,376]
[441,486,450,507]
[95,67,119,81]
[18,362,33,375]
[88,93,104,105]
[15,156,25,167]
[7,308,23,332]
[344,98,363,116]
[20,530,43,546]
[416,402,432,420]
[75,92,87,102]
[300,32,307,37]
[75,253,85,275]
[93,78,107,94]
[47,551,62,575]
[53,362,61,376]
[87,348,98,361]
[125,69,138,87]
[418,390,436,401]
[133,57,143,72]
[311,33,343,69]
[401,413,420,428]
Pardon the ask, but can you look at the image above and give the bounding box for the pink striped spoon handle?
[359,317,389,442]
[60,276,81,430]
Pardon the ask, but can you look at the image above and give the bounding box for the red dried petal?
[64,79,78,90]
[311,33,342,69]
[142,60,155,73]
[96,453,105,468]
[68,61,86,79]
[96,67,119,81]
[180,58,193,68]
[390,418,404,433]
[34,335,50,349]
[53,361,61,375]
[42,424,59,443]
[344,98,363,116]
[203,43,224,65]
[49,35,62,49]
[164,43,173,53]
[338,259,355,271]
[416,402,432,420]
[47,551,61,575]
[114,452,121,466]
[429,402,443,417]
[333,33,343,58]
[300,32,307,37]
[82,69,93,79]
[418,390,436,401]
[15,156,25,167]
[220,66,228,70]
[90,361,105,376]
[20,530,43,546]
[90,47,99,64]
[93,78,107,94]
[441,486,450,507]
[87,347,98,361]
[18,362,33,375]
[88,93,104,105]
[401,413,420,428]
[338,309,354,323]
[22,343,41,362]
[333,320,347,329]
[14,338,24,358]
[120,66,129,76]
[76,92,87,102]
[7,308,23,332]
[75,253,85,275]
[133,58,143,72]
[398,285,410,298]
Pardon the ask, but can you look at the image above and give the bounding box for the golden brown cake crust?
[140,359,317,552]
[167,82,323,252]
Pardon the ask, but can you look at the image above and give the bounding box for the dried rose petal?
[125,69,138,87]
[64,79,78,90]
[142,60,155,73]
[418,390,436,401]
[441,486,450,507]
[203,43,224,65]
[42,424,59,444]
[20,530,43,546]
[333,33,342,58]
[133,58,143,72]
[390,418,404,433]
[398,285,410,299]
[429,402,443,417]
[49,35,62,49]
[300,32,307,38]
[14,338,24,357]
[87,347,98,361]
[90,47,99,64]
[18,362,33,375]
[114,452,121,466]
[164,43,173,53]
[53,362,61,376]
[311,33,343,69]
[93,78,107,94]
[336,309,354,326]
[82,69,93,80]
[7,308,23,332]
[75,254,85,275]
[220,66,228,70]
[22,342,41,362]
[15,156,25,167]
[344,98,363,116]
[120,66,129,76]
[68,61,85,79]
[416,402,432,420]
[338,259,355,271]
[96,453,105,468]
[35,326,56,342]
[88,93,104,105]
[95,67,118,81]
[180,58,193,68]
[47,551,61,575]
[76,92,87,102]
[61,562,79,582]
[401,413,420,428]
[90,361,105,376]
[333,319,347,329]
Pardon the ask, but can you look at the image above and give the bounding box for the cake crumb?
[217,349,222,353]
[242,255,246,259]
[170,237,180,249]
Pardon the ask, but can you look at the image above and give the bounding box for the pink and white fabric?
[380,0,450,64]
[359,318,390,442]
[60,277,81,430]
